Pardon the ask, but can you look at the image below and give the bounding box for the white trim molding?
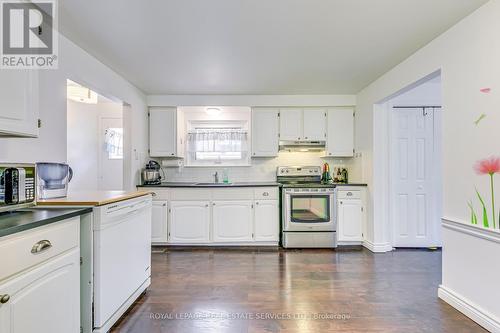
[440,218,500,333]
[438,286,500,333]
[362,240,393,253]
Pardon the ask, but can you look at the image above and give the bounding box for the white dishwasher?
[92,195,152,333]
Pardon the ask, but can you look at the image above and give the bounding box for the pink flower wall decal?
[473,156,500,229]
[474,156,500,175]
[480,87,491,93]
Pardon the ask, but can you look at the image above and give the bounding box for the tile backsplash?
[160,151,362,183]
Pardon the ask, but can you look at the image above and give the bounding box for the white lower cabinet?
[212,201,253,242]
[337,192,364,243]
[151,201,168,243]
[254,200,279,242]
[169,201,211,243]
[0,250,80,333]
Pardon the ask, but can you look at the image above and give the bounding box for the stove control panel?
[277,166,321,176]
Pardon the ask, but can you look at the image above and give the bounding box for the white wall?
[0,34,148,190]
[67,99,122,190]
[355,0,499,249]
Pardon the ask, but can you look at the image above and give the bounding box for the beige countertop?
[37,190,151,207]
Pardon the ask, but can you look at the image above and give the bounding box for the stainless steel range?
[278,166,337,248]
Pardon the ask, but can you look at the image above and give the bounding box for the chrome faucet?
[213,171,219,183]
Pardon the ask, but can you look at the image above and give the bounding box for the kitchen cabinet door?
[279,108,302,141]
[169,201,210,243]
[0,250,80,333]
[303,108,326,141]
[213,201,253,242]
[251,108,279,157]
[151,201,168,243]
[0,70,39,137]
[325,107,354,157]
[149,107,177,157]
[254,200,279,242]
[337,198,363,242]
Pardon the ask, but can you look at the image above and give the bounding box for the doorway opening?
[379,72,443,248]
[66,79,125,191]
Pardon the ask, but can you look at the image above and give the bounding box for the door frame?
[387,102,442,247]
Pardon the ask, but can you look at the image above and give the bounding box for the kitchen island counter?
[37,190,151,207]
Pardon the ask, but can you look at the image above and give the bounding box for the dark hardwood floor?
[111,247,486,333]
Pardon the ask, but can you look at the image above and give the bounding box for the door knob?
[0,294,10,304]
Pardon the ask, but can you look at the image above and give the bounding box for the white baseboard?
[362,240,393,253]
[438,285,500,333]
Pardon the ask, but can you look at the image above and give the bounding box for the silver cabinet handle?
[0,294,10,304]
[347,192,353,196]
[151,192,157,197]
[262,192,269,197]
[205,204,209,207]
[212,203,216,206]
[31,240,52,254]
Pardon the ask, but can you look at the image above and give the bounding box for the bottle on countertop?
[341,168,348,183]
[321,163,332,184]
[222,168,229,184]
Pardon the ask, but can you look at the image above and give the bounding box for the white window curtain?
[104,128,123,158]
[187,129,248,153]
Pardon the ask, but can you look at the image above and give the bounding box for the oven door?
[283,188,335,231]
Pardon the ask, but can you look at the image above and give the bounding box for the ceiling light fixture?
[206,107,222,116]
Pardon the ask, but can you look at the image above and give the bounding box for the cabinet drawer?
[171,188,211,201]
[254,187,278,200]
[0,217,79,281]
[140,188,169,200]
[212,188,253,200]
[337,190,361,199]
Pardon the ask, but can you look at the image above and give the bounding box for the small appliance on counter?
[0,163,36,212]
[36,162,73,199]
[142,160,162,185]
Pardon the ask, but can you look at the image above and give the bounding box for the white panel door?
[337,199,363,242]
[303,108,326,141]
[325,107,354,157]
[151,201,168,243]
[279,108,302,141]
[391,108,435,247]
[213,201,253,242]
[0,70,39,137]
[254,200,279,242]
[0,250,80,333]
[251,108,279,157]
[99,117,123,190]
[149,107,177,157]
[169,201,210,243]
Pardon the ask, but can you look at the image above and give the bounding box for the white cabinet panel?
[149,107,177,157]
[251,108,279,157]
[151,201,168,243]
[303,108,326,141]
[325,107,354,157]
[279,108,302,141]
[254,200,279,242]
[213,201,253,242]
[337,198,363,242]
[0,250,80,333]
[169,201,210,243]
[0,70,38,137]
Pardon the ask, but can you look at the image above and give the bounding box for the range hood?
[279,140,326,152]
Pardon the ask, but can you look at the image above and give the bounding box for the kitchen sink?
[195,182,232,186]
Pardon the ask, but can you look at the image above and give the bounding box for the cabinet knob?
[262,192,269,196]
[0,294,10,304]
[205,204,209,207]
[256,201,259,205]
[329,153,332,155]
[347,192,353,196]
[305,137,308,139]
[31,240,52,254]
[297,137,301,140]
[171,153,174,156]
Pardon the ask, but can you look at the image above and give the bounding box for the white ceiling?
[59,0,487,95]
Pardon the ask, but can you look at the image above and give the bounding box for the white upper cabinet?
[325,107,354,157]
[251,108,279,157]
[212,200,253,242]
[0,70,39,137]
[279,108,302,141]
[254,200,279,242]
[279,108,326,142]
[149,107,184,158]
[302,108,326,141]
[169,201,210,243]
